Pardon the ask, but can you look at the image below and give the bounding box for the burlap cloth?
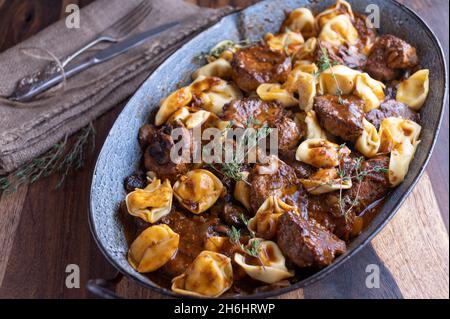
[0,0,234,175]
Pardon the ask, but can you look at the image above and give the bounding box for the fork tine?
[109,0,148,34]
[116,3,153,36]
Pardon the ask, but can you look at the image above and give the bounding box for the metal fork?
[62,0,153,67]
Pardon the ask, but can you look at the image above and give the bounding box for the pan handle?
[86,272,124,299]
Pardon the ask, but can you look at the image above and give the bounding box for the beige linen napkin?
[0,0,233,175]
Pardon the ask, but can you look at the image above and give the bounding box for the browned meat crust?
[314,95,365,143]
[277,211,346,268]
[365,35,419,81]
[231,44,292,92]
[222,98,302,155]
[366,99,420,129]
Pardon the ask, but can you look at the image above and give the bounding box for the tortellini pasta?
[319,14,358,47]
[256,83,298,107]
[167,107,212,129]
[172,251,233,297]
[283,65,317,111]
[319,65,361,95]
[396,69,430,110]
[126,179,173,223]
[265,30,305,56]
[378,117,422,186]
[281,8,316,39]
[234,171,251,211]
[389,139,418,187]
[128,224,180,273]
[173,169,224,214]
[300,168,352,195]
[190,76,243,114]
[155,87,193,126]
[192,58,233,80]
[315,0,354,29]
[248,196,298,239]
[378,117,422,153]
[234,239,294,284]
[293,37,317,62]
[296,138,343,168]
[354,73,386,112]
[303,110,328,139]
[356,118,381,157]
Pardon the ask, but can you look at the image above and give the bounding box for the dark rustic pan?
[88,0,448,298]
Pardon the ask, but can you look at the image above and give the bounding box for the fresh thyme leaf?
[229,226,241,245]
[245,239,262,258]
[239,213,250,226]
[373,166,389,174]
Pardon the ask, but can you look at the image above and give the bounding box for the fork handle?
[62,36,116,67]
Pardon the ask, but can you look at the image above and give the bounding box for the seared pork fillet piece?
[314,95,365,143]
[365,34,419,81]
[366,99,420,129]
[277,211,346,268]
[222,98,302,155]
[231,44,291,92]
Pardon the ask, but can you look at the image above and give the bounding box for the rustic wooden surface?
[0,0,448,299]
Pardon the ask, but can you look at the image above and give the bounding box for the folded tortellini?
[190,75,243,114]
[234,171,251,211]
[354,73,386,112]
[319,65,361,95]
[293,37,318,62]
[378,117,422,186]
[248,196,298,239]
[356,118,381,157]
[155,87,193,126]
[126,179,173,223]
[167,107,212,129]
[319,14,358,47]
[265,30,305,56]
[284,66,317,111]
[378,117,422,154]
[303,110,328,139]
[256,83,298,107]
[234,239,294,284]
[389,139,418,187]
[396,69,430,111]
[281,8,316,39]
[192,58,233,80]
[172,251,233,297]
[296,138,343,168]
[128,224,180,273]
[300,167,352,195]
[315,0,354,30]
[173,169,224,214]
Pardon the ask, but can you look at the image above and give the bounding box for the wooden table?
[0,0,448,299]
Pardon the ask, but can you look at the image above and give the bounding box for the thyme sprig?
[315,47,344,104]
[193,39,254,63]
[0,123,96,194]
[336,148,389,221]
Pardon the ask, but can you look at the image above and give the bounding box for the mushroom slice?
[125,179,173,223]
[234,171,251,211]
[248,196,298,240]
[234,239,294,284]
[396,69,429,111]
[295,138,343,168]
[172,251,233,298]
[173,169,224,214]
[300,168,352,195]
[127,224,179,273]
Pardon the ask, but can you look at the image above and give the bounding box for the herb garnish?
[315,46,344,104]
